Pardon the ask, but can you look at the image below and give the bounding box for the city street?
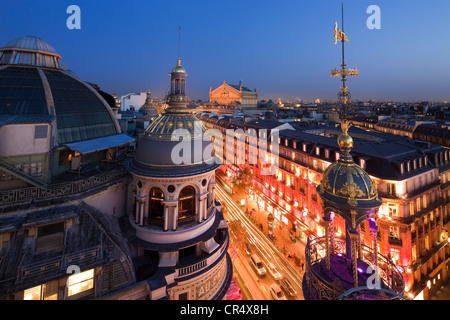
[216,183,305,300]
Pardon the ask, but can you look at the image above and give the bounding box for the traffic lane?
[216,185,303,299]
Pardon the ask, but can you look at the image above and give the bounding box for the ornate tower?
[125,51,232,299]
[302,6,406,300]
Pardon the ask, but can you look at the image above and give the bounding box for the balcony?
[388,237,403,247]
[0,165,128,210]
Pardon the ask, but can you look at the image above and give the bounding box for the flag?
[333,21,349,44]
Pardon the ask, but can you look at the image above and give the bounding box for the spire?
[331,2,358,153]
[178,26,181,60]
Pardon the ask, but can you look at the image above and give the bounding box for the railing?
[177,260,207,277]
[17,245,104,282]
[0,166,128,208]
[304,236,405,300]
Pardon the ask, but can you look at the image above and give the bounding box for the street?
[216,183,305,300]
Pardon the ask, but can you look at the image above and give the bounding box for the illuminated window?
[387,183,396,196]
[388,203,398,217]
[67,269,94,297]
[24,280,58,300]
[390,248,400,265]
[389,226,400,239]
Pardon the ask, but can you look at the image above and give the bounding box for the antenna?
[178,26,181,60]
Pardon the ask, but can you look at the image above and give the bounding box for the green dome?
[171,59,186,74]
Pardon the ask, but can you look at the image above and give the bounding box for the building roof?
[4,35,57,54]
[0,36,121,145]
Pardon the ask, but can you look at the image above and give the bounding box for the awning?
[65,134,135,155]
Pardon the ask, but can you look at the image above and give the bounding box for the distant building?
[121,92,147,111]
[209,80,258,108]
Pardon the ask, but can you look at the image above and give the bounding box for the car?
[270,283,287,300]
[279,278,297,297]
[250,254,266,276]
[267,262,283,281]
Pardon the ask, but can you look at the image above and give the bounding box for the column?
[371,228,378,266]
[351,233,359,288]
[329,218,335,254]
[198,193,208,222]
[323,219,331,271]
[164,205,169,231]
[140,201,144,226]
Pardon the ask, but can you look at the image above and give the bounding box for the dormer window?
[413,159,417,170]
[360,158,366,169]
[325,149,330,159]
[303,143,307,152]
[400,163,404,174]
[316,147,320,156]
[407,162,411,172]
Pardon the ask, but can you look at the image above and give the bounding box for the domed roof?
[4,36,57,53]
[127,59,219,178]
[0,36,120,145]
[318,122,381,209]
[139,91,159,117]
[171,59,186,74]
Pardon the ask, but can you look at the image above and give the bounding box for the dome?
[318,124,381,209]
[139,91,159,117]
[0,36,120,145]
[4,36,57,53]
[127,59,219,178]
[171,59,186,74]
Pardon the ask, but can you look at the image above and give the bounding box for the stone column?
[135,195,146,226]
[199,193,208,221]
[162,200,178,231]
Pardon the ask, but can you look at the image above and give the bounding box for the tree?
[231,166,254,211]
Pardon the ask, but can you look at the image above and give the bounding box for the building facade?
[209,80,258,108]
[200,115,450,300]
[0,36,231,300]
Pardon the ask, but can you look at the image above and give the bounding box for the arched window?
[179,186,195,220]
[148,187,164,223]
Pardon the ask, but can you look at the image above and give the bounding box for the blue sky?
[1,0,449,102]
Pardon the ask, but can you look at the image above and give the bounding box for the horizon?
[1,0,449,102]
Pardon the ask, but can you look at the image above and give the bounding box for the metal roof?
[65,133,135,155]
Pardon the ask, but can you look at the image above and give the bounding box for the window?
[390,226,400,239]
[149,188,164,222]
[390,248,400,265]
[360,158,366,169]
[34,125,48,139]
[36,222,64,252]
[179,186,196,219]
[387,183,396,196]
[388,203,398,217]
[24,280,58,300]
[67,269,94,297]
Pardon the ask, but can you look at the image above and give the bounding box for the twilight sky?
[1,0,449,102]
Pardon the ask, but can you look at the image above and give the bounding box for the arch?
[148,187,164,224]
[178,185,196,221]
